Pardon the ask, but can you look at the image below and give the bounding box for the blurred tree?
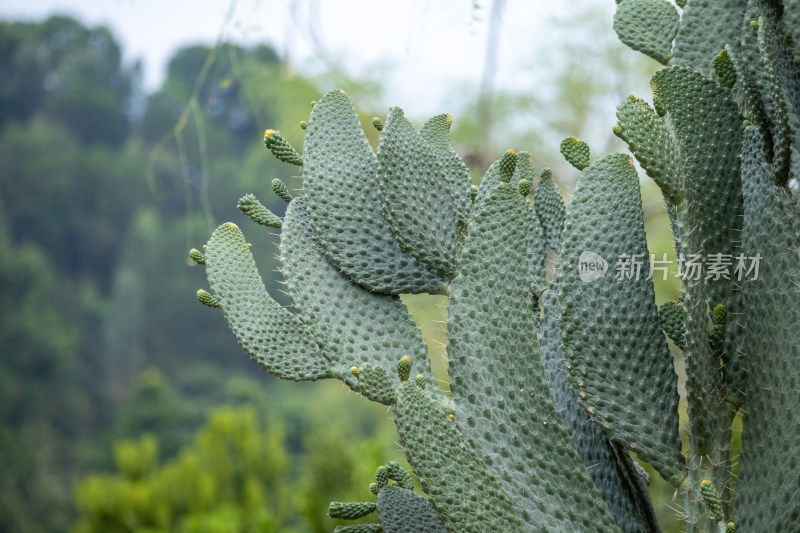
[0,16,135,145]
[73,405,386,533]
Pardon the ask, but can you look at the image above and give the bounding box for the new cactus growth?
[192,2,800,531]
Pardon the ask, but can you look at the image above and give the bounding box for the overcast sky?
[0,1,620,109]
[1,0,664,166]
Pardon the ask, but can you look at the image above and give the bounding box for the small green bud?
[351,366,360,378]
[446,406,455,419]
[709,304,728,350]
[299,120,308,129]
[310,100,317,107]
[713,304,728,327]
[197,289,220,308]
[659,300,687,351]
[540,167,552,179]
[385,461,414,490]
[189,248,206,265]
[726,522,735,533]
[499,149,517,183]
[700,479,723,520]
[712,49,736,89]
[238,194,282,228]
[612,125,624,139]
[372,117,384,131]
[742,119,753,128]
[675,0,687,7]
[415,374,426,389]
[369,482,380,495]
[559,136,590,170]
[750,20,758,30]
[328,501,377,520]
[264,129,304,166]
[271,178,293,202]
[375,466,389,486]
[518,179,531,197]
[470,184,478,202]
[397,356,412,381]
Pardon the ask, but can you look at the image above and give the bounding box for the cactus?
[192,2,800,531]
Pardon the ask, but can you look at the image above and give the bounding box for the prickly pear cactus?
[193,1,799,530]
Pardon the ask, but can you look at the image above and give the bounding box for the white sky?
[0,0,662,163]
[0,1,616,109]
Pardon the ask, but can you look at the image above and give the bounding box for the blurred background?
[0,1,686,531]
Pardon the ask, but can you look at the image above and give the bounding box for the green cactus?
[559,136,591,170]
[193,2,800,531]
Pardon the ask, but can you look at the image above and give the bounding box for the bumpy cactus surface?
[194,2,799,531]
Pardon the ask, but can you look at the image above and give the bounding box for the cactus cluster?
[193,1,799,531]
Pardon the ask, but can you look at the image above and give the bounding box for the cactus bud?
[659,300,687,351]
[385,461,414,490]
[197,289,220,308]
[540,167,552,179]
[700,479,723,520]
[726,522,735,533]
[612,125,624,139]
[712,49,736,89]
[559,136,590,170]
[675,0,686,7]
[328,501,377,520]
[518,179,531,197]
[351,366,360,378]
[310,100,317,107]
[272,178,293,202]
[264,129,304,166]
[750,20,758,30]
[299,120,308,129]
[710,304,728,350]
[415,374,426,389]
[499,149,517,183]
[375,466,389,486]
[372,117,384,131]
[238,194,282,228]
[189,248,206,265]
[398,356,412,381]
[470,184,478,202]
[369,482,380,495]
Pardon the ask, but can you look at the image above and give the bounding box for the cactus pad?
[733,126,800,532]
[279,199,437,396]
[534,168,566,251]
[301,89,447,294]
[557,154,683,483]
[393,382,523,533]
[615,95,683,204]
[204,222,332,381]
[376,485,446,533]
[447,183,619,530]
[377,107,460,278]
[613,0,679,65]
[560,136,591,170]
[672,0,747,74]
